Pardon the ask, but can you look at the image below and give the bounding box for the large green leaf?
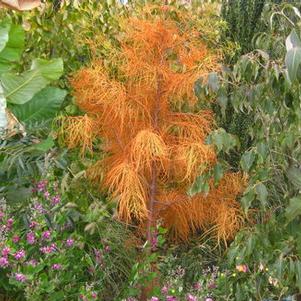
[188,173,210,197]
[1,58,63,105]
[31,59,64,81]
[255,182,268,206]
[0,24,24,62]
[285,47,301,82]
[0,23,24,73]
[286,29,301,51]
[287,166,301,190]
[240,150,256,172]
[0,19,10,53]
[286,196,301,222]
[31,136,55,153]
[207,128,239,153]
[0,83,7,135]
[11,87,67,126]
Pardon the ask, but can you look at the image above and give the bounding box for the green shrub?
[206,3,301,300]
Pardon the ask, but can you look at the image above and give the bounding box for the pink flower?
[66,238,74,247]
[6,218,13,230]
[161,286,168,295]
[12,235,20,243]
[151,297,159,301]
[205,298,214,301]
[91,292,97,299]
[51,195,61,205]
[104,245,111,253]
[236,264,248,273]
[193,282,201,290]
[52,263,62,270]
[0,211,4,221]
[0,257,9,268]
[186,294,197,301]
[29,221,38,229]
[15,273,26,282]
[44,191,50,199]
[14,249,25,260]
[27,232,35,245]
[2,247,10,257]
[42,230,51,240]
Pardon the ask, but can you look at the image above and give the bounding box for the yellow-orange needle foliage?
[63,7,246,243]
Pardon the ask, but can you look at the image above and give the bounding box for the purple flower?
[0,257,9,268]
[12,235,20,243]
[52,263,62,270]
[50,243,57,251]
[151,232,158,250]
[44,191,50,199]
[205,298,214,301]
[42,230,51,240]
[51,195,61,205]
[151,297,159,301]
[15,273,26,282]
[186,294,197,301]
[66,238,74,247]
[14,249,25,260]
[36,180,47,192]
[40,243,57,254]
[94,249,103,264]
[2,247,10,257]
[33,202,44,213]
[161,286,169,295]
[40,246,50,254]
[27,259,38,266]
[166,296,177,301]
[27,232,35,245]
[29,221,38,229]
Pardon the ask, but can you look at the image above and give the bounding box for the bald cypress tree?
[63,6,246,245]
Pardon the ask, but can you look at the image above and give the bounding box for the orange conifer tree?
[63,6,245,245]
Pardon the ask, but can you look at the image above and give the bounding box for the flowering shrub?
[127,260,294,301]
[0,179,136,301]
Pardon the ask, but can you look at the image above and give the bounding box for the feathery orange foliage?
[63,6,245,243]
[59,114,95,156]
